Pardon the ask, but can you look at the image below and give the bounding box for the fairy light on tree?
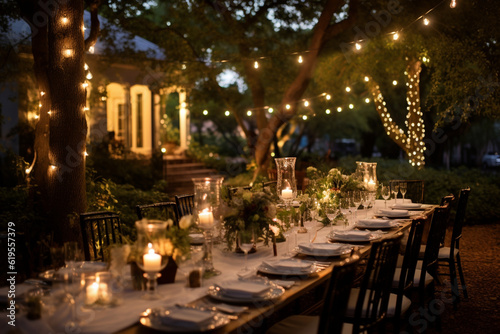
[368,60,426,167]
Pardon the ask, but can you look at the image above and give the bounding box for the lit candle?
[198,208,214,228]
[281,187,293,199]
[143,243,162,272]
[367,179,376,191]
[85,276,109,305]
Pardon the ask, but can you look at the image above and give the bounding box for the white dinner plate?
[296,243,352,257]
[140,307,230,332]
[374,212,411,219]
[257,261,317,276]
[207,283,285,303]
[327,231,381,243]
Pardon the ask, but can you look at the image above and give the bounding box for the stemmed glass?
[381,184,391,208]
[400,182,408,203]
[63,270,85,330]
[237,228,255,274]
[392,182,400,204]
[64,241,80,269]
[350,191,362,222]
[361,191,371,218]
[339,197,351,229]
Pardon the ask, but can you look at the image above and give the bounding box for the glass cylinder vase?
[275,157,297,204]
[193,177,222,277]
[135,219,169,299]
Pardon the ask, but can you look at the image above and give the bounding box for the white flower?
[179,215,193,229]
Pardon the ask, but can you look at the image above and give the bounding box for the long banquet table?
[0,202,435,334]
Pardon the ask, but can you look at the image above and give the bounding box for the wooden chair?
[438,187,471,308]
[266,255,360,334]
[136,202,179,226]
[343,233,404,333]
[390,180,425,203]
[411,204,452,330]
[391,217,428,332]
[175,194,195,218]
[79,211,123,261]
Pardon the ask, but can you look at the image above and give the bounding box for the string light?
[268,107,274,113]
[365,98,370,103]
[285,104,291,110]
[298,55,303,63]
[62,49,74,57]
[84,151,89,157]
[345,86,351,92]
[393,32,400,41]
[355,42,362,50]
[364,76,369,82]
[303,100,309,107]
[161,148,167,153]
[450,0,457,8]
[50,165,57,170]
[82,82,89,88]
[302,115,307,120]
[247,110,252,116]
[86,72,93,80]
[84,63,89,70]
[325,109,331,114]
[423,18,430,25]
[40,91,45,96]
[47,110,52,115]
[337,107,342,112]
[203,110,208,115]
[225,110,230,116]
[254,61,259,69]
[392,80,398,86]
[61,16,69,25]
[349,104,354,109]
[325,94,331,100]
[88,46,95,54]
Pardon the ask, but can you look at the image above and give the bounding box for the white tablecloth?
[0,221,343,334]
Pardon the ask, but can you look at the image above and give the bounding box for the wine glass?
[64,241,80,270]
[381,184,391,208]
[237,228,255,273]
[391,182,400,204]
[361,191,371,218]
[63,270,85,330]
[339,197,351,229]
[400,182,408,203]
[350,191,362,222]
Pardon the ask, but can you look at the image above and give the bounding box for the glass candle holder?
[356,161,378,192]
[275,157,297,205]
[135,219,169,299]
[84,272,113,307]
[193,177,222,277]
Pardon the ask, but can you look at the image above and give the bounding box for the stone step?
[165,162,206,171]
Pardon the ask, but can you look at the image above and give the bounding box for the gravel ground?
[423,223,500,334]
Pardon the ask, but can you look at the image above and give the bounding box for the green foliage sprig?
[221,186,280,250]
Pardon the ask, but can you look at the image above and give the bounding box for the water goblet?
[381,184,391,208]
[350,191,362,222]
[63,270,85,330]
[339,197,351,229]
[64,241,80,270]
[392,182,400,204]
[400,182,408,202]
[237,229,255,273]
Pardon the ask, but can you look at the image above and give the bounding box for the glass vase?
[135,219,169,300]
[275,157,297,205]
[193,177,222,277]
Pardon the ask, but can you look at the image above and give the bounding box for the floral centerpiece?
[305,167,365,226]
[221,186,280,251]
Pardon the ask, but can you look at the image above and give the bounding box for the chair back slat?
[79,211,123,261]
[136,202,179,226]
[353,233,403,333]
[317,256,359,334]
[175,194,195,218]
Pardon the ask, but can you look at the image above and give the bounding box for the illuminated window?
[136,94,143,148]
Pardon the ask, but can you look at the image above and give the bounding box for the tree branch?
[84,0,100,51]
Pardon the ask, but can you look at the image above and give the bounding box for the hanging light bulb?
[325,109,331,114]
[393,32,400,41]
[203,110,208,115]
[349,104,354,109]
[337,107,342,112]
[364,76,369,82]
[450,0,457,8]
[365,98,370,104]
[86,72,93,80]
[345,86,351,92]
[355,42,361,50]
[254,61,259,69]
[247,110,252,116]
[298,55,303,63]
[224,110,230,116]
[268,107,274,113]
[84,63,89,70]
[303,100,309,107]
[423,18,430,26]
[325,94,331,100]
[285,104,291,110]
[392,80,398,86]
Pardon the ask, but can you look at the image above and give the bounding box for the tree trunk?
[21,0,88,244]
